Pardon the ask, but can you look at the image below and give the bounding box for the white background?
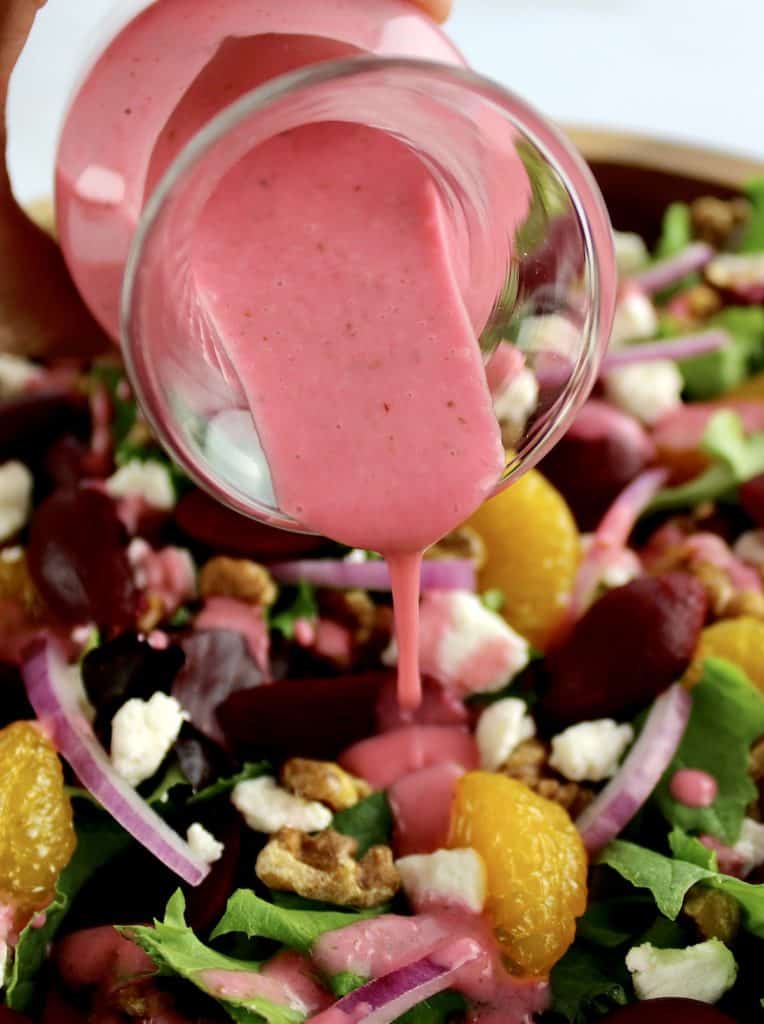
[8,0,764,203]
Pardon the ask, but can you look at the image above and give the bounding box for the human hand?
[0,0,108,358]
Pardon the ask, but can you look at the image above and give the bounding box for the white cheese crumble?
[231,776,332,834]
[625,939,737,1003]
[610,288,659,348]
[706,252,764,290]
[105,459,176,510]
[0,461,33,543]
[732,816,764,878]
[613,231,649,276]
[396,848,486,914]
[110,693,188,787]
[0,353,40,398]
[579,535,642,592]
[435,591,530,695]
[733,530,764,569]
[549,719,634,782]
[604,360,683,425]
[186,822,224,865]
[476,697,536,772]
[493,367,539,446]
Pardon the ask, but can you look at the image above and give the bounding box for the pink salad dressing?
[339,725,478,789]
[200,950,330,1014]
[191,121,507,707]
[669,768,718,808]
[388,761,465,856]
[311,912,548,1023]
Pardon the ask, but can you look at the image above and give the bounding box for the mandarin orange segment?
[686,617,764,691]
[0,722,76,919]
[466,469,579,649]
[448,771,587,976]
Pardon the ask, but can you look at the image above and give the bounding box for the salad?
[1,179,764,1024]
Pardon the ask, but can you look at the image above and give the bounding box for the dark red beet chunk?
[0,1010,35,1024]
[27,487,137,629]
[541,400,655,530]
[600,999,736,1023]
[544,572,707,722]
[175,489,328,560]
[185,813,242,933]
[218,670,392,760]
[0,392,87,463]
[740,473,764,527]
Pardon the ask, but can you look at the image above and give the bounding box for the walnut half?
[281,758,371,813]
[503,738,594,819]
[198,556,277,607]
[256,828,399,908]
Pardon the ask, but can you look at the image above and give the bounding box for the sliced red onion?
[577,683,692,854]
[562,468,669,632]
[22,636,209,886]
[629,242,714,295]
[601,330,731,373]
[270,558,475,592]
[307,940,482,1024]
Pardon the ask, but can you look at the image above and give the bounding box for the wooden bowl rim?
[564,124,764,188]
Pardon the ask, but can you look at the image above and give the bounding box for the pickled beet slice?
[541,400,655,530]
[172,630,266,745]
[740,473,764,527]
[175,488,329,560]
[600,999,736,1023]
[82,632,185,733]
[218,670,391,760]
[544,572,707,722]
[0,392,87,463]
[27,487,137,628]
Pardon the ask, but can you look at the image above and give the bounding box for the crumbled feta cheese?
[396,848,486,914]
[0,939,7,988]
[0,461,33,543]
[493,367,539,445]
[549,719,634,782]
[476,698,536,772]
[706,252,764,290]
[732,817,764,878]
[610,288,659,348]
[733,530,764,569]
[516,314,580,360]
[186,822,224,864]
[231,776,332,834]
[613,231,649,276]
[420,591,529,697]
[604,360,683,425]
[105,459,176,510]
[625,939,737,1003]
[0,353,39,398]
[110,693,188,787]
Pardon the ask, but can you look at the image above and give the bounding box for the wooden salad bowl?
[566,126,764,241]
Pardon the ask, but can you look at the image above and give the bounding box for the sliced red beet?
[41,988,87,1024]
[172,630,266,745]
[740,473,764,527]
[600,999,736,1023]
[544,572,707,722]
[0,391,87,463]
[0,1010,35,1024]
[185,813,242,933]
[174,489,329,560]
[27,487,137,628]
[540,400,655,530]
[218,670,391,760]
[340,725,478,789]
[388,762,465,856]
[375,675,468,733]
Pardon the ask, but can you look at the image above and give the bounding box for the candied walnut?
[691,195,750,248]
[502,738,547,787]
[425,526,486,570]
[137,591,165,633]
[198,556,277,607]
[0,548,42,616]
[281,757,371,812]
[256,827,399,908]
[725,589,764,621]
[683,885,740,943]
[685,283,722,320]
[503,739,594,817]
[692,562,737,619]
[318,588,377,646]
